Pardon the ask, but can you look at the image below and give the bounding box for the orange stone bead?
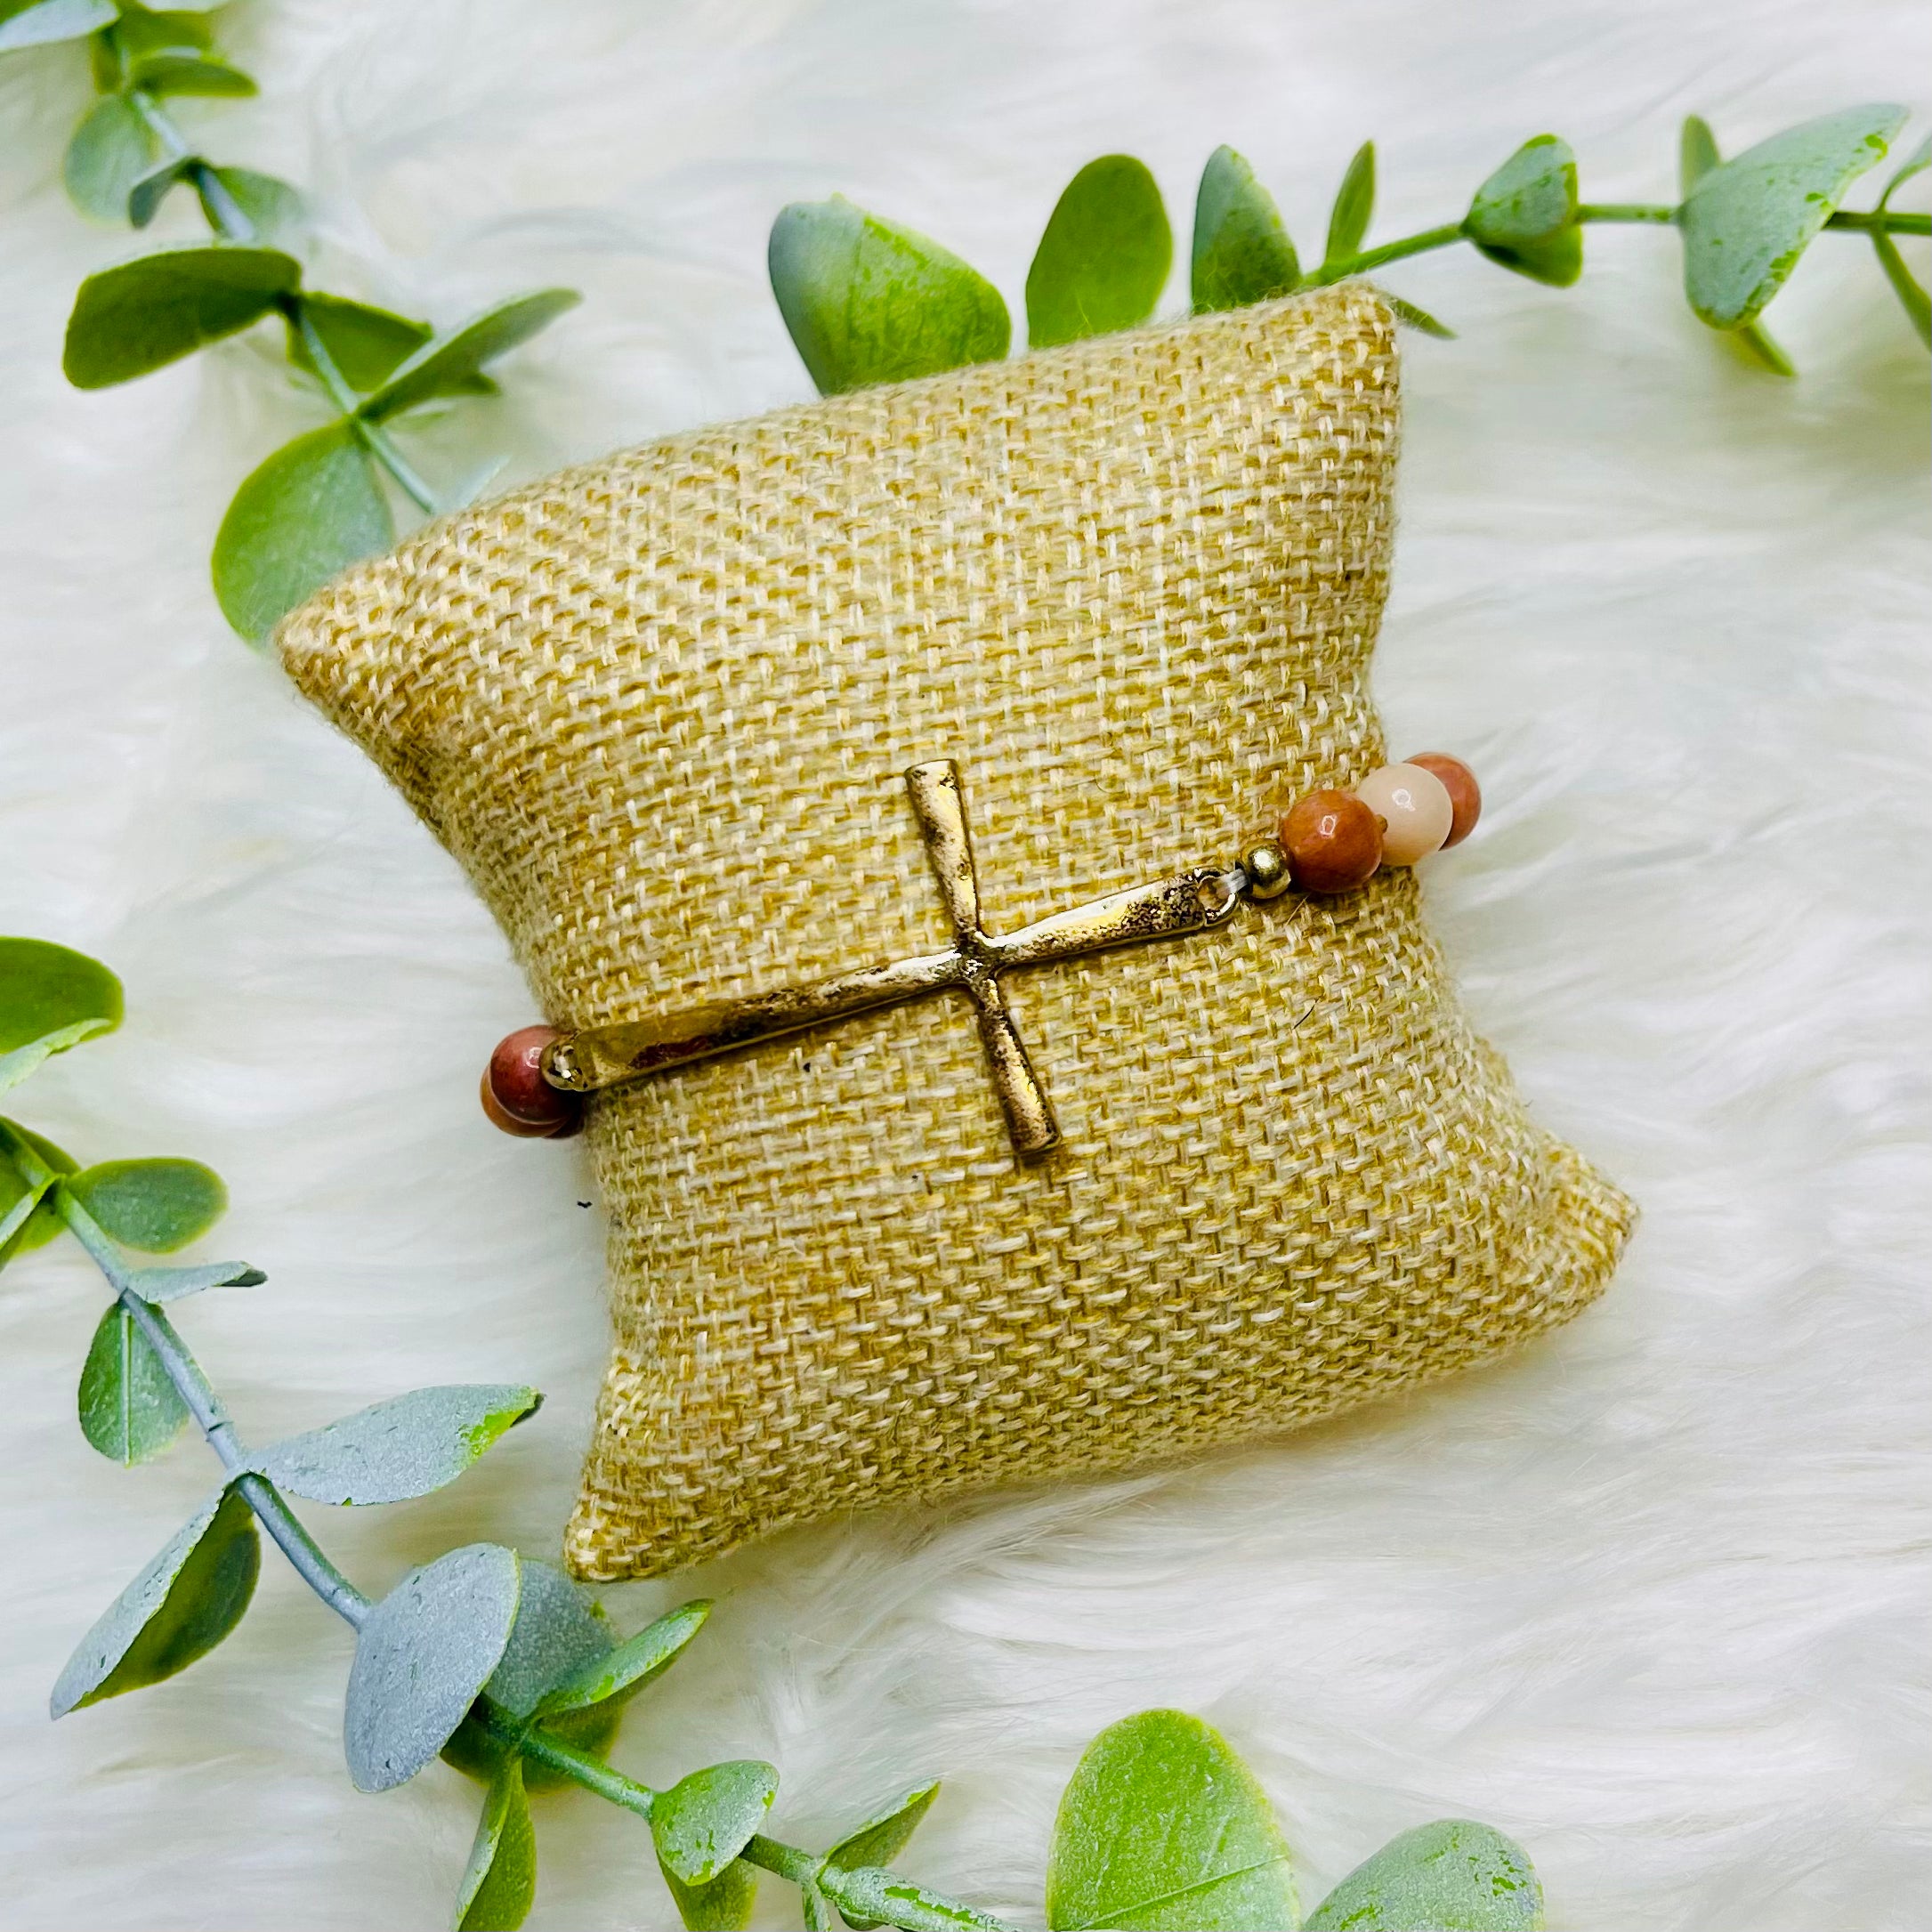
[483,1026,582,1138]
[1280,788,1383,894]
[1406,752,1482,848]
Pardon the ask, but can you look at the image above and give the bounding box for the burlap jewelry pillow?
[279,283,1632,1581]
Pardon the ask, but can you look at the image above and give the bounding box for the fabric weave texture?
[279,283,1632,1580]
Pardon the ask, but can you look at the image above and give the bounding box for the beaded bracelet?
[482,751,1481,1147]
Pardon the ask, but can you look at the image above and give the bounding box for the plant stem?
[1306,199,1931,287]
[284,300,442,514]
[1,1126,1010,1932]
[124,84,442,517]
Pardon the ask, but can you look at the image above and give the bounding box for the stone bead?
[1281,788,1384,894]
[1406,752,1481,848]
[1241,840,1295,901]
[483,1026,581,1137]
[1354,763,1453,866]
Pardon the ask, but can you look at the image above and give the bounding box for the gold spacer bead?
[1241,840,1295,901]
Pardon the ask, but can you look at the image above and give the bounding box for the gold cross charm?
[543,760,1249,1155]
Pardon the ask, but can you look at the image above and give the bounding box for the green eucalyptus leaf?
[356,287,579,422]
[768,196,1010,395]
[79,1302,190,1465]
[660,1859,758,1931]
[1044,1710,1297,1932]
[212,422,394,643]
[1677,117,1796,373]
[1027,154,1172,347]
[1190,146,1298,314]
[344,1543,522,1792]
[1304,1819,1543,1931]
[1324,140,1377,266]
[826,1781,941,1931]
[109,6,214,59]
[64,96,160,222]
[456,1757,538,1932]
[819,1870,1008,1932]
[253,1383,540,1507]
[128,52,255,96]
[0,1121,78,1262]
[51,1487,259,1714]
[1679,102,1906,327]
[1383,292,1456,339]
[442,1556,619,1788]
[651,1761,780,1888]
[288,293,493,398]
[1465,134,1581,287]
[0,936,123,1093]
[67,1157,225,1251]
[201,166,303,242]
[534,1597,710,1717]
[0,0,115,52]
[1872,132,1931,347]
[64,244,301,388]
[123,1259,265,1301]
[127,156,201,229]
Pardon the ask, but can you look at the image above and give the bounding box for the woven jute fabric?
[280,283,1633,1580]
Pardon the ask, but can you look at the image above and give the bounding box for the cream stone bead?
[1354,762,1453,866]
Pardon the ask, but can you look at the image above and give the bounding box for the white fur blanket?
[1,2,1926,1926]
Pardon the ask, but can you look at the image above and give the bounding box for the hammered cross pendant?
[543,760,1249,1155]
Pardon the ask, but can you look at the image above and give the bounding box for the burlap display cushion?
[280,283,1633,1581]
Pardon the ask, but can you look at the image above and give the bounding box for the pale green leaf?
[660,1859,758,1931]
[769,196,1010,394]
[827,1781,941,1931]
[288,293,494,399]
[344,1544,522,1792]
[535,1598,710,1717]
[127,157,200,229]
[819,1870,1009,1932]
[1324,141,1377,266]
[201,166,303,242]
[123,1259,265,1302]
[212,422,394,643]
[442,1558,620,1791]
[1872,132,1931,348]
[64,96,159,222]
[1464,134,1581,287]
[0,0,114,52]
[1027,155,1172,347]
[1304,1819,1543,1931]
[253,1383,540,1507]
[79,1302,190,1465]
[107,7,214,59]
[357,288,579,422]
[0,936,123,1093]
[651,1761,780,1888]
[67,1157,225,1251]
[64,244,301,388]
[128,52,255,96]
[1676,117,1796,373]
[0,1121,78,1262]
[1191,146,1298,314]
[1383,292,1456,339]
[456,1758,537,1932]
[1045,1710,1297,1931]
[1679,103,1906,327]
[51,1487,258,1714]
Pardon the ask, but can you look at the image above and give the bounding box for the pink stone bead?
[1406,752,1482,848]
[483,1026,582,1137]
[1354,763,1453,866]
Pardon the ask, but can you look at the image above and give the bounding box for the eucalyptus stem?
[1306,198,1930,288]
[1,1120,1009,1932]
[125,75,442,517]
